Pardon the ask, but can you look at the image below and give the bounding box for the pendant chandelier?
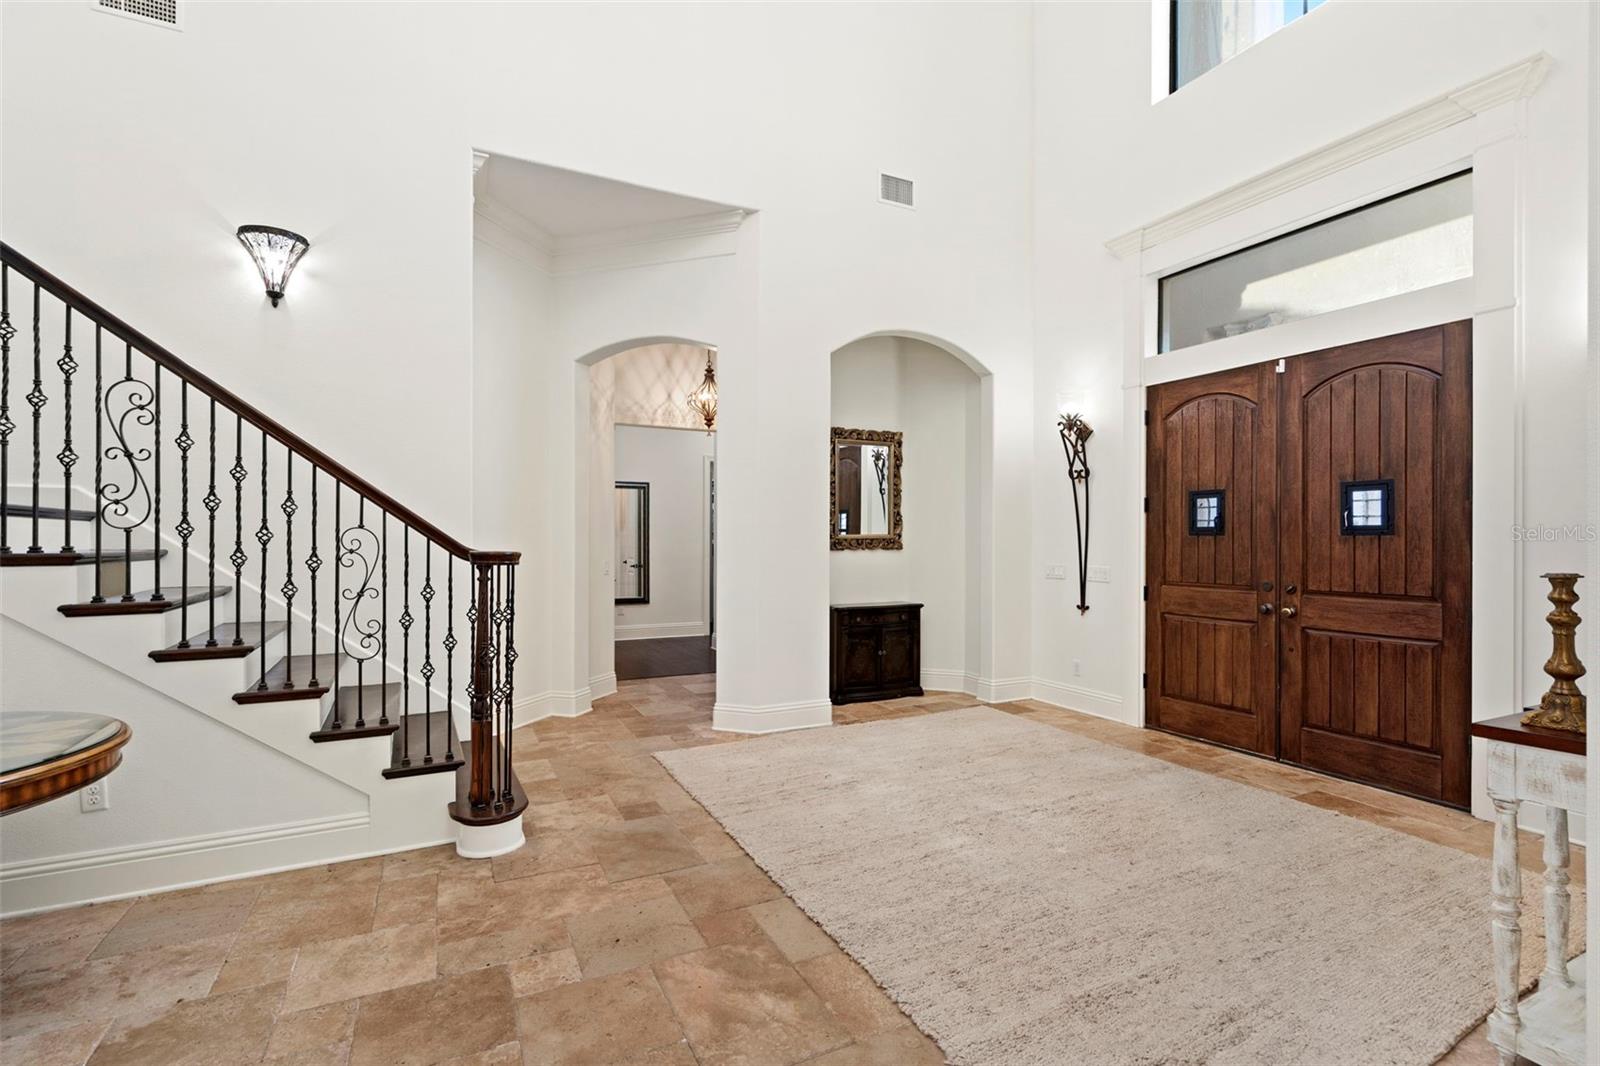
[687,349,718,432]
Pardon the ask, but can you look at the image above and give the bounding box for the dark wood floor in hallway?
[615,636,716,681]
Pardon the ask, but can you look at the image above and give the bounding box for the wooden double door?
[1145,323,1472,807]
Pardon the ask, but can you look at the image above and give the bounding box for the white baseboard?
[920,668,971,693]
[615,621,708,641]
[973,675,1033,703]
[1029,677,1130,723]
[0,812,399,918]
[712,699,833,734]
[514,688,593,721]
[589,672,618,700]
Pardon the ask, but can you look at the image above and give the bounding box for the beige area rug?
[656,707,1582,1066]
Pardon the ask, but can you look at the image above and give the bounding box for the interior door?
[1278,323,1471,806]
[1145,363,1279,757]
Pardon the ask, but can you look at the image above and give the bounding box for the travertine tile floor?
[0,676,1581,1065]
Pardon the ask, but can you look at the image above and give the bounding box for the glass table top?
[0,712,126,775]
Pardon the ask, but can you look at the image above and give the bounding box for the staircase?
[0,244,529,901]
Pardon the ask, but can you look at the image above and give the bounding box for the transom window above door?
[1171,0,1328,92]
[1158,171,1472,353]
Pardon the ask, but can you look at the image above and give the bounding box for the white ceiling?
[478,155,740,239]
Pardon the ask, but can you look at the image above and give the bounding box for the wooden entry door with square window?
[1146,323,1471,807]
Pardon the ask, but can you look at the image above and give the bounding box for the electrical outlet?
[1087,565,1111,583]
[1072,659,1082,677]
[1045,565,1067,581]
[80,781,109,812]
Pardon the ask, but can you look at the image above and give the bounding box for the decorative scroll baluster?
[503,563,517,801]
[255,432,271,690]
[338,495,383,729]
[90,327,103,601]
[149,365,162,600]
[229,416,246,641]
[444,557,456,762]
[399,527,412,766]
[175,383,194,646]
[421,540,434,764]
[0,265,13,556]
[104,341,151,602]
[57,307,78,553]
[307,468,321,686]
[203,400,219,643]
[27,284,43,553]
[280,447,297,689]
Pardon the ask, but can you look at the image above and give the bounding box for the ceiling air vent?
[93,0,183,31]
[879,173,915,209]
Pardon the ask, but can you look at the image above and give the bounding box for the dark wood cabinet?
[829,602,922,705]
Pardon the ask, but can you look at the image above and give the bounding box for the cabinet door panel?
[838,627,881,690]
[880,625,917,686]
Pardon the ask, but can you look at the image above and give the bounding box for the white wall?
[609,344,718,432]
[0,618,366,906]
[830,336,981,689]
[614,425,716,640]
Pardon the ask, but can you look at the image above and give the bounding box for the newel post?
[468,558,495,811]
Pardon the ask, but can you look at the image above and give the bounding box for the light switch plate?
[1086,565,1111,583]
[1045,565,1067,581]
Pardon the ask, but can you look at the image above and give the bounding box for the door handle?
[1280,606,1298,618]
[1259,603,1273,615]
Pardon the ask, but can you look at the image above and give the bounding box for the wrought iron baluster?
[175,383,194,645]
[399,526,412,766]
[503,563,517,801]
[381,511,389,725]
[203,400,219,642]
[0,264,13,556]
[421,539,434,764]
[148,364,161,600]
[331,480,342,730]
[26,283,42,552]
[255,431,271,690]
[105,341,150,603]
[90,326,102,601]
[307,468,321,686]
[230,415,246,641]
[280,446,297,689]
[444,555,455,762]
[491,564,504,803]
[57,307,78,553]
[467,560,492,811]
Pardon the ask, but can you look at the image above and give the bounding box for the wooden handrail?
[0,242,515,565]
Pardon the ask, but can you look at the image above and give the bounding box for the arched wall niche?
[828,330,994,697]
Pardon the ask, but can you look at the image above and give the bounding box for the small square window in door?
[1188,490,1225,536]
[1340,479,1394,535]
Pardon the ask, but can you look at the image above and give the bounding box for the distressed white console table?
[1471,714,1587,1066]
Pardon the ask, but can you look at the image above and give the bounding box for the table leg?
[1541,806,1571,988]
[1488,795,1522,1066]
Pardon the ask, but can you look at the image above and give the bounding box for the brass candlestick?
[1522,573,1586,733]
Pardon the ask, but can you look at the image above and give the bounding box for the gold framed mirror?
[830,428,902,550]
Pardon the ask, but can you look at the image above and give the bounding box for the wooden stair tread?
[381,711,464,778]
[58,586,231,616]
[149,620,289,662]
[310,684,402,742]
[2,503,99,522]
[3,548,167,567]
[233,653,340,704]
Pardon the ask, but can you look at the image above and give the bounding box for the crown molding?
[1106,52,1553,259]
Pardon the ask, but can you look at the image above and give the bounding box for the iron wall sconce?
[236,225,309,307]
[1057,413,1093,613]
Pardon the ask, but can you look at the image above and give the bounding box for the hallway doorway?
[1145,323,1472,806]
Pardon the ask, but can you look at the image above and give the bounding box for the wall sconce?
[686,349,718,432]
[236,225,309,307]
[1057,413,1093,614]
